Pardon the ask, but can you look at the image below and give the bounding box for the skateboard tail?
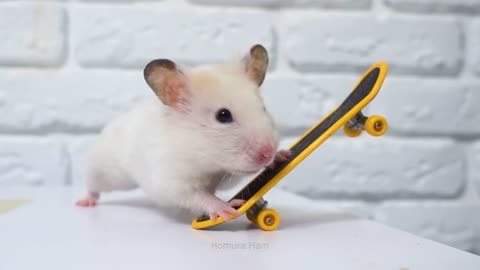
[289,62,388,147]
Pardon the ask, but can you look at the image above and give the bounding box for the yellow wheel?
[365,115,388,136]
[343,125,362,137]
[246,212,257,224]
[256,208,280,231]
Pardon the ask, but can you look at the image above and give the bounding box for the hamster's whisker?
[224,172,234,188]
[218,171,230,187]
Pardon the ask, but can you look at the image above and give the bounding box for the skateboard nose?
[257,144,274,165]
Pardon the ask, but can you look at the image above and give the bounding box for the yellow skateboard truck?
[192,62,389,231]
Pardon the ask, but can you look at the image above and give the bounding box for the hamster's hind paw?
[76,198,97,207]
[75,192,100,207]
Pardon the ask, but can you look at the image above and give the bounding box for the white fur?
[83,62,280,216]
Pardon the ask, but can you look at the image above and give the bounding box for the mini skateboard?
[192,62,389,231]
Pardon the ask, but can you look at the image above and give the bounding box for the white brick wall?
[0,0,479,255]
[72,7,274,68]
[0,136,69,186]
[383,0,480,14]
[278,137,465,199]
[0,3,66,67]
[280,13,463,75]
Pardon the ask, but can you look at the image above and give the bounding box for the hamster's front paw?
[268,150,291,169]
[75,192,100,207]
[275,149,291,162]
[208,199,245,221]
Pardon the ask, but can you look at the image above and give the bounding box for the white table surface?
[1,187,479,270]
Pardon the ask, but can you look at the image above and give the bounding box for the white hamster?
[76,44,289,221]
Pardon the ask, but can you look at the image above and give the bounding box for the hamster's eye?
[216,108,233,123]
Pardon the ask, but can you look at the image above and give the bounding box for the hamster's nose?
[257,144,274,165]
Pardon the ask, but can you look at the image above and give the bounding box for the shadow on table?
[276,206,359,229]
[100,198,359,231]
[100,198,194,225]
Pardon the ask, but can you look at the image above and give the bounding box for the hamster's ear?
[144,59,188,107]
[243,44,269,86]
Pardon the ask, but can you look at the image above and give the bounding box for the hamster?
[76,44,290,221]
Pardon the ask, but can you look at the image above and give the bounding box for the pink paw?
[228,199,246,208]
[76,198,97,207]
[209,199,245,222]
[76,192,99,207]
[269,150,291,168]
[275,150,291,162]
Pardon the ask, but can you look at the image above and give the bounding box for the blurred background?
[0,0,479,254]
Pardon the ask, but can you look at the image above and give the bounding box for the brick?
[0,3,66,67]
[187,0,371,9]
[72,7,274,68]
[0,70,149,133]
[470,142,480,197]
[472,20,480,76]
[375,203,480,253]
[76,0,152,1]
[384,0,480,14]
[373,78,480,135]
[281,13,463,76]
[264,75,480,136]
[262,74,359,133]
[67,136,96,186]
[0,136,69,186]
[277,136,465,199]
